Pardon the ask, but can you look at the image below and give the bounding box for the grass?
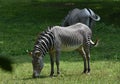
[0,1,120,84]
[0,61,119,84]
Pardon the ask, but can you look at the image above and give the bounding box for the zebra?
[30,23,98,78]
[62,8,100,29]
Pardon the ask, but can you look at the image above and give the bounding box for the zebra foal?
[30,23,98,78]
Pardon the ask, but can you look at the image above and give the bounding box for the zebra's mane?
[34,26,55,56]
[40,26,53,35]
[35,26,53,40]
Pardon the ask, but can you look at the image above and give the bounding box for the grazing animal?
[30,23,98,78]
[62,8,100,29]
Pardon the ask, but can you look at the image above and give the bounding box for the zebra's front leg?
[56,50,61,75]
[49,51,55,77]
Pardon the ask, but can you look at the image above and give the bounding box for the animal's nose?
[32,73,39,78]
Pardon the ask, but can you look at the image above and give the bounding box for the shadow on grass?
[22,73,86,80]
[22,74,70,80]
[22,75,50,80]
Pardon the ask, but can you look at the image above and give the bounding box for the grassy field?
[0,1,120,84]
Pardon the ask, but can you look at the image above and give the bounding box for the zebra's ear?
[26,50,32,57]
[29,52,33,56]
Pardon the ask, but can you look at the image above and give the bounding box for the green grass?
[0,61,119,84]
[0,2,120,84]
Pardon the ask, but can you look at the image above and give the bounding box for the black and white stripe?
[86,8,92,28]
[34,29,55,56]
[87,35,91,47]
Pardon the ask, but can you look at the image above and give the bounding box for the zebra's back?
[51,23,92,51]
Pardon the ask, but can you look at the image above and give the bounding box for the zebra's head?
[31,50,44,78]
[30,27,54,78]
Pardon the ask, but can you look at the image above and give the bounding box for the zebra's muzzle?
[32,70,40,78]
[32,73,40,78]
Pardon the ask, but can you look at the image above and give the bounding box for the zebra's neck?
[34,31,55,56]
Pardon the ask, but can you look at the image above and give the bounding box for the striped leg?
[84,47,90,73]
[85,36,91,73]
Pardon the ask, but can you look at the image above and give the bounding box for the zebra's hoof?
[57,71,60,75]
[87,72,90,75]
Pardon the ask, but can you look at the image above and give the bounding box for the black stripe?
[87,8,92,15]
[45,32,54,48]
[40,41,47,55]
[34,30,54,56]
[40,36,49,51]
[86,8,92,28]
[44,33,52,49]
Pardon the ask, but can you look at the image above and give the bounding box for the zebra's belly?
[61,44,81,52]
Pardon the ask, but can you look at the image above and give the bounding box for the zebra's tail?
[90,14,101,21]
[90,39,99,47]
[87,8,100,21]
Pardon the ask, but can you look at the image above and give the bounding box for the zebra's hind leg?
[84,47,91,74]
[77,47,87,73]
[85,36,91,74]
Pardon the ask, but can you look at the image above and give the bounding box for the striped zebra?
[30,23,98,78]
